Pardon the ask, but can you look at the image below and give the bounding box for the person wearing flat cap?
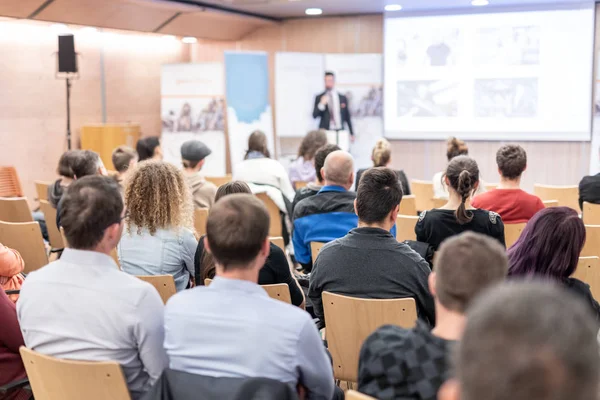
[181,140,218,209]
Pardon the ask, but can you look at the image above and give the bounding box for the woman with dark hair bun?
[416,155,505,251]
[433,137,486,199]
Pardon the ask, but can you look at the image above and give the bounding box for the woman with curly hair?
[118,161,197,291]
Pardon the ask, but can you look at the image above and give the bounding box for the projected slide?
[384,5,595,141]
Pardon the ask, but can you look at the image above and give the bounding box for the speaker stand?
[65,78,72,150]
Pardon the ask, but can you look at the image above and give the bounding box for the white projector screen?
[384,5,595,141]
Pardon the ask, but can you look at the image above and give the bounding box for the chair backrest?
[194,208,209,237]
[396,215,419,241]
[398,195,417,216]
[256,193,282,237]
[310,241,325,264]
[411,180,434,212]
[504,222,527,248]
[35,181,51,202]
[20,347,131,400]
[0,221,48,274]
[346,390,377,400]
[534,184,580,212]
[583,202,600,225]
[205,175,232,188]
[432,197,446,209]
[486,183,499,191]
[39,200,65,249]
[574,257,600,301]
[270,236,285,251]
[581,225,600,259]
[323,292,418,382]
[295,181,309,189]
[543,199,559,208]
[0,197,33,223]
[136,275,177,304]
[0,167,23,197]
[204,279,291,304]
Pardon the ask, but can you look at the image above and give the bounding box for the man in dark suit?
[313,71,354,141]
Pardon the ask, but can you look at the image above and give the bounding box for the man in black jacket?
[313,71,354,140]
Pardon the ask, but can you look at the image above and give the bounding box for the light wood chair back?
[574,257,600,301]
[205,175,232,188]
[396,215,419,241]
[0,221,48,273]
[194,208,209,236]
[256,193,282,237]
[136,275,177,304]
[534,184,580,212]
[504,223,527,248]
[543,200,559,208]
[583,202,600,225]
[295,181,309,189]
[204,278,291,304]
[0,197,33,223]
[432,197,446,209]
[270,236,285,251]
[0,167,23,197]
[310,241,325,264]
[323,292,417,382]
[20,347,131,400]
[411,180,434,212]
[346,390,377,400]
[35,181,51,202]
[486,183,499,191]
[38,200,64,249]
[398,195,417,216]
[581,225,600,259]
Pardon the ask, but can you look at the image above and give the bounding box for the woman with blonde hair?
[355,138,411,195]
[288,130,328,188]
[118,161,197,291]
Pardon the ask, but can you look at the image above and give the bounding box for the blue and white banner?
[225,52,274,171]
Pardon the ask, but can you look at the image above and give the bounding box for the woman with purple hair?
[508,207,600,319]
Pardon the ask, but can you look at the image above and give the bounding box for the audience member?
[433,137,485,199]
[0,288,27,400]
[439,282,600,400]
[164,194,336,400]
[358,232,508,400]
[288,130,328,188]
[18,176,167,399]
[0,244,24,303]
[508,207,600,318]
[472,144,544,223]
[292,144,340,213]
[194,181,304,307]
[47,150,79,208]
[579,148,600,209]
[416,156,505,251]
[355,138,411,195]
[136,137,163,162]
[111,145,138,186]
[181,140,217,209]
[293,150,357,272]
[309,167,434,325]
[119,161,197,291]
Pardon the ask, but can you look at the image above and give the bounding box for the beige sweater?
[184,172,218,209]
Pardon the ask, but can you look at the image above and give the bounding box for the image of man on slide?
[313,71,354,142]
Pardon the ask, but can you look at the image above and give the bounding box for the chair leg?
[335,379,340,387]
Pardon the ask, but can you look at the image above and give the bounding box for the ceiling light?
[182,36,197,44]
[305,8,323,15]
[471,0,489,5]
[385,4,403,11]
[163,35,177,40]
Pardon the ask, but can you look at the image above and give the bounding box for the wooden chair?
[194,208,209,236]
[310,241,325,264]
[432,197,447,209]
[34,181,51,202]
[411,180,434,212]
[346,390,377,400]
[0,197,33,223]
[574,257,600,301]
[543,200,559,208]
[396,215,419,241]
[398,195,417,216]
[270,236,285,251]
[534,184,580,212]
[486,183,499,191]
[295,181,309,189]
[0,221,48,273]
[322,292,417,383]
[205,175,232,188]
[38,200,64,249]
[0,167,23,197]
[581,225,600,259]
[256,193,282,237]
[136,275,177,304]
[583,202,600,225]
[204,279,291,304]
[20,347,131,400]
[504,223,526,248]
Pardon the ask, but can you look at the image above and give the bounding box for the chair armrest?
[0,378,30,394]
[5,290,20,296]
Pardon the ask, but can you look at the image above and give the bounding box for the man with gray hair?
[292,150,356,272]
[439,281,600,400]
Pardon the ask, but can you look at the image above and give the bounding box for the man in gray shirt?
[18,176,167,399]
[164,194,336,400]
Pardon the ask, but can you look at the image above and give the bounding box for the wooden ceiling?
[0,0,277,41]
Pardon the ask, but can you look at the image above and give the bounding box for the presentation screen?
[384,5,595,141]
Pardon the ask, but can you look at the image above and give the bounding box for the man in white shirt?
[18,176,167,399]
[164,194,336,400]
[313,71,354,141]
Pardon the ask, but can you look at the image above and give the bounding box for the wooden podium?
[80,124,141,169]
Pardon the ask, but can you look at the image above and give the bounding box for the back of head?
[136,137,160,162]
[372,138,391,167]
[436,232,507,313]
[508,207,585,281]
[446,137,469,161]
[497,144,527,180]
[245,130,270,159]
[215,181,251,202]
[112,146,138,173]
[206,194,270,269]
[60,175,123,250]
[445,155,479,225]
[125,160,192,234]
[455,282,600,400]
[323,150,354,187]
[72,150,102,178]
[298,130,328,160]
[314,144,341,183]
[57,150,79,179]
[356,167,402,224]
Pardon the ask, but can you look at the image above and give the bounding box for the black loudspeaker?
[58,34,77,73]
